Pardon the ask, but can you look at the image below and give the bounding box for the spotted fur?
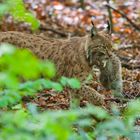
[0,28,123,105]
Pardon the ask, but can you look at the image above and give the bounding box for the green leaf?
[51,82,63,92]
[12,104,23,110]
[60,77,81,89]
[67,78,81,89]
[41,79,63,91]
[41,61,56,78]
[0,0,40,30]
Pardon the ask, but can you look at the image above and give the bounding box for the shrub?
[0,44,139,140]
[0,0,40,30]
[0,44,80,107]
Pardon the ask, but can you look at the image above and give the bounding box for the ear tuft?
[91,21,97,37]
[91,21,94,26]
[106,20,112,35]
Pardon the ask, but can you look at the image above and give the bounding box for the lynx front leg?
[70,85,105,106]
[81,85,105,106]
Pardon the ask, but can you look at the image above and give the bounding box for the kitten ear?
[91,21,97,37]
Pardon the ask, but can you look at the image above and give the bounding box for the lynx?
[0,22,123,106]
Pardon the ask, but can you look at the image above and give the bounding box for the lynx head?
[85,21,123,97]
[85,20,113,66]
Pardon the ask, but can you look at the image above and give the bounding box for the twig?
[106,0,113,32]
[106,4,140,31]
[39,25,68,37]
[105,97,129,103]
[118,55,140,69]
[118,45,133,50]
[122,63,140,69]
[79,0,85,9]
[118,45,140,50]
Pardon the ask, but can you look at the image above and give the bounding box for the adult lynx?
[0,22,123,105]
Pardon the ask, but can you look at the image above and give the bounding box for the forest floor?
[0,0,140,110]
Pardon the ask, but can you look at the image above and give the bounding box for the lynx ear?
[91,21,97,37]
[87,47,93,65]
[106,20,112,34]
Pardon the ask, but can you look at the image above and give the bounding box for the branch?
[122,63,140,69]
[106,4,140,31]
[39,24,68,37]
[117,55,140,69]
[106,0,114,32]
[105,97,129,103]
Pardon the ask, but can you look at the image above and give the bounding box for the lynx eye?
[98,52,105,56]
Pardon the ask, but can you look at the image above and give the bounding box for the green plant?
[0,44,140,140]
[0,44,80,107]
[0,101,140,140]
[0,0,40,30]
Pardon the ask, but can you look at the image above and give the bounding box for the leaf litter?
[0,0,140,110]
